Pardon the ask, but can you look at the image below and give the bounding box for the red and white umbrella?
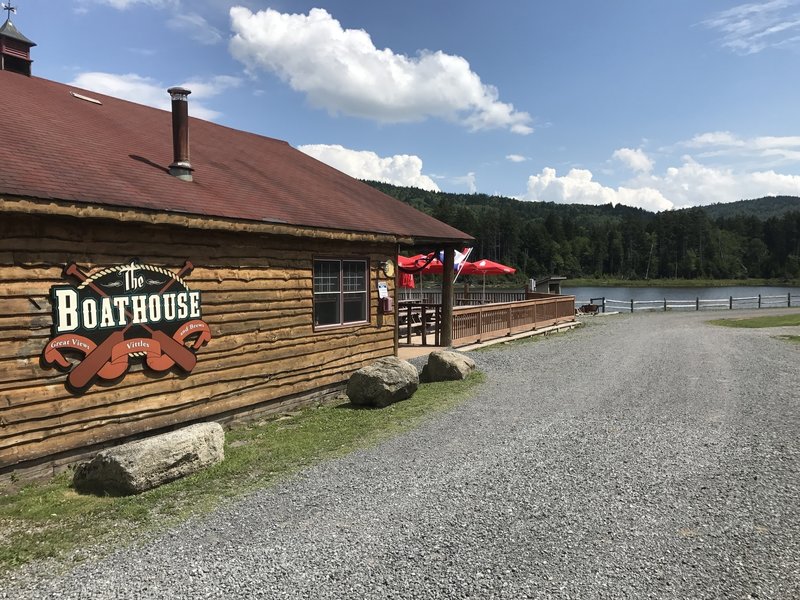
[460,259,516,303]
[462,259,516,276]
[397,253,446,275]
[397,254,428,270]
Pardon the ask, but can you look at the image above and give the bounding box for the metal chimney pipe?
[167,87,193,181]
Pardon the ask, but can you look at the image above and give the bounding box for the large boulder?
[421,350,476,382]
[347,357,419,408]
[74,422,224,495]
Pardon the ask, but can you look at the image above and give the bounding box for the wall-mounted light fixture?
[379,259,395,278]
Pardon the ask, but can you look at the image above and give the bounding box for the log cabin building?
[0,18,471,482]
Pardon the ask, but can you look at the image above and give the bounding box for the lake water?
[563,285,800,311]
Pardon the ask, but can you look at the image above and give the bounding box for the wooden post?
[421,304,428,346]
[440,246,455,347]
[601,297,605,313]
[630,299,634,313]
[664,298,667,311]
[507,306,512,336]
[696,297,699,311]
[729,296,733,310]
[758,294,762,309]
[405,304,412,345]
[789,293,792,308]
[394,242,400,357]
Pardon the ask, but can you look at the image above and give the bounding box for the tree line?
[368,182,800,281]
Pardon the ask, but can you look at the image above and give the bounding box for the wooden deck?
[398,294,576,349]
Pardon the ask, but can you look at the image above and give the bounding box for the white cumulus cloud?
[521,167,673,212]
[298,144,440,191]
[69,72,240,121]
[612,147,654,173]
[632,156,800,207]
[506,154,529,163]
[685,131,746,148]
[522,150,800,211]
[753,135,800,149]
[453,172,478,193]
[228,7,532,134]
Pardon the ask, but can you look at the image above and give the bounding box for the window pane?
[343,292,366,323]
[314,261,340,293]
[314,294,340,326]
[342,261,366,292]
[313,259,368,327]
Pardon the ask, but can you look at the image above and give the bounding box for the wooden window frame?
[312,258,370,330]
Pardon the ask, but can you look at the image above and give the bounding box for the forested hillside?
[700,196,800,220]
[367,181,800,281]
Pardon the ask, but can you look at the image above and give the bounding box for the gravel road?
[3,310,799,599]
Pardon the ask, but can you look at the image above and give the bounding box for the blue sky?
[10,0,800,211]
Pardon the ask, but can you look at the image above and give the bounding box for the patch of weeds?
[0,372,484,573]
[776,335,800,344]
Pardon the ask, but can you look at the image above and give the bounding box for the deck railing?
[398,289,527,306]
[399,293,576,347]
[451,295,575,346]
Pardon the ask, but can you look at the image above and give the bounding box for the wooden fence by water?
[585,294,794,313]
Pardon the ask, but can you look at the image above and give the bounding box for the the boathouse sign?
[42,260,211,391]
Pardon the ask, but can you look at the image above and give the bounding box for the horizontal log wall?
[0,212,397,472]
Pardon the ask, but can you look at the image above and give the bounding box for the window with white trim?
[313,259,368,327]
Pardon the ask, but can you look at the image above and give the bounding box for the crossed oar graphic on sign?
[63,261,197,389]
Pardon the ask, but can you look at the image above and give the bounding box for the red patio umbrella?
[397,254,442,273]
[398,250,477,290]
[399,271,415,288]
[397,255,426,288]
[398,254,426,270]
[401,250,473,276]
[419,257,445,274]
[466,259,516,275]
[398,253,442,275]
[462,259,516,303]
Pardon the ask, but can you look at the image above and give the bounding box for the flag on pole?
[453,247,473,283]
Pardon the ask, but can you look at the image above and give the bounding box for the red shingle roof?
[0,71,471,243]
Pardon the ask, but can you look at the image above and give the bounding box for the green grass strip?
[0,373,484,572]
[708,312,800,328]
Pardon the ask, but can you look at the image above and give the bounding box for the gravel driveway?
[4,310,799,599]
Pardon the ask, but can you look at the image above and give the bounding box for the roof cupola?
[0,3,35,76]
